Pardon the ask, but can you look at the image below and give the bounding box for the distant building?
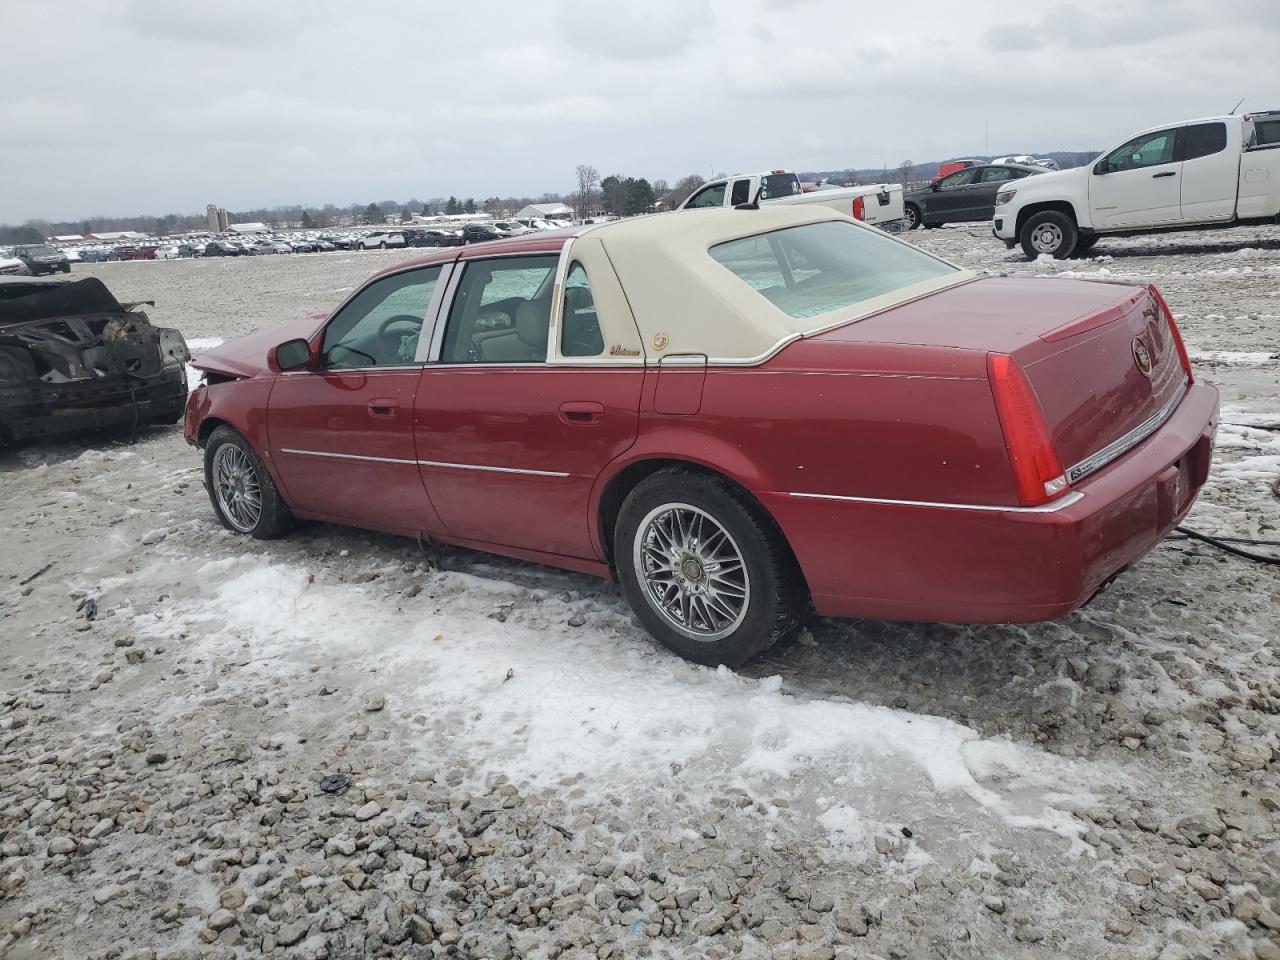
[206,205,229,233]
[53,235,85,243]
[228,222,269,234]
[85,231,146,242]
[515,202,573,221]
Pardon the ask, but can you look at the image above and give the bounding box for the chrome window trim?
[1064,377,1187,485]
[788,490,1085,514]
[545,239,573,363]
[412,261,456,363]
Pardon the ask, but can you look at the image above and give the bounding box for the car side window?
[1184,122,1227,161]
[729,179,751,206]
[938,169,980,189]
[321,266,440,369]
[981,167,1015,183]
[1103,129,1177,172]
[560,263,605,358]
[686,183,726,208]
[439,255,559,363]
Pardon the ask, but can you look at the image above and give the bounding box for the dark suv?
[460,224,503,245]
[13,244,70,275]
[904,163,1044,230]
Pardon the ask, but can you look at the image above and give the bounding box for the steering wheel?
[376,314,424,362]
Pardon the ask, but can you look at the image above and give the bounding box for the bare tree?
[666,174,706,208]
[897,160,915,187]
[573,164,601,219]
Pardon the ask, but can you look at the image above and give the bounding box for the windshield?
[23,245,58,255]
[709,220,957,320]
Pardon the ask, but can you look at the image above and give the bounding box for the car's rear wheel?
[1020,210,1078,259]
[904,203,921,230]
[204,426,294,539]
[614,469,805,667]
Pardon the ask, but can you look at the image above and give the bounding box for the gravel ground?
[1,228,1278,960]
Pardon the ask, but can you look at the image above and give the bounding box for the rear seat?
[476,300,549,363]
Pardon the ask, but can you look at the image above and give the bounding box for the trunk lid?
[815,276,1187,474]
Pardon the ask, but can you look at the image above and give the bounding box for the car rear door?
[414,245,644,561]
[1179,120,1237,223]
[1089,126,1183,227]
[267,264,448,535]
[974,166,1017,220]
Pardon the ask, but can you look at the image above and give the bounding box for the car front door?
[684,182,728,209]
[1089,126,1183,228]
[415,246,644,561]
[1179,120,1236,223]
[927,167,984,222]
[267,264,448,535]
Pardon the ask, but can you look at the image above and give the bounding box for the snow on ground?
[1,230,1278,960]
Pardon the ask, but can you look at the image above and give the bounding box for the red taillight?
[1147,284,1193,384]
[851,196,865,220]
[987,353,1068,506]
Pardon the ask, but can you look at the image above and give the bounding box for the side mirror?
[931,181,942,191]
[1093,160,1109,175]
[271,338,313,372]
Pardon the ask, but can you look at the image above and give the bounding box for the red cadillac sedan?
[186,206,1218,666]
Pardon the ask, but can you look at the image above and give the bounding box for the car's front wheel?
[614,469,805,667]
[1020,210,1078,259]
[904,203,921,230]
[204,426,294,539]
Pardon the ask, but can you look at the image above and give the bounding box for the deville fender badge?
[652,333,669,350]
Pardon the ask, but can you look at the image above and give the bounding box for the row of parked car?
[0,216,579,274]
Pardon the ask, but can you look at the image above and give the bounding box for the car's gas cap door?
[654,353,707,416]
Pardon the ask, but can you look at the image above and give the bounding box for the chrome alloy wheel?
[1030,222,1064,254]
[633,503,750,642]
[212,444,262,533]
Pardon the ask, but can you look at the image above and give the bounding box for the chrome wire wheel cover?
[213,444,262,533]
[633,503,750,642]
[1031,222,1064,254]
[905,205,919,228]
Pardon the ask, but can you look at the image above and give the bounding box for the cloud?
[555,0,714,60]
[983,23,1043,52]
[122,0,324,48]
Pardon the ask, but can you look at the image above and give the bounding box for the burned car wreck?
[0,277,189,444]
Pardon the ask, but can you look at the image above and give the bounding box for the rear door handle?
[368,397,399,418]
[1152,171,1177,178]
[559,401,604,425]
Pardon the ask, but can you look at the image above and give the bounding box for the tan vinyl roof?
[585,206,974,363]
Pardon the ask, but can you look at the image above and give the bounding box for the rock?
[326,836,358,857]
[1188,876,1224,901]
[141,529,167,545]
[568,614,586,628]
[276,919,309,946]
[1125,868,1153,887]
[613,876,641,899]
[145,750,168,765]
[1105,916,1134,937]
[1233,894,1263,922]
[1014,926,1045,943]
[46,784,67,801]
[125,650,146,665]
[1257,909,1280,931]
[219,889,246,910]
[834,909,868,936]
[1255,941,1280,960]
[88,819,114,840]
[93,884,126,905]
[809,892,834,912]
[207,909,236,931]
[797,924,827,941]
[406,914,434,945]
[364,694,386,712]
[354,801,382,822]
[983,896,1006,914]
[47,838,76,856]
[693,915,726,936]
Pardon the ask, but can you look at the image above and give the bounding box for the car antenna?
[1228,96,1245,114]
[735,184,764,210]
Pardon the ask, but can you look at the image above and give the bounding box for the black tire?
[904,204,921,230]
[1071,235,1100,257]
[922,221,941,229]
[379,241,387,250]
[61,263,71,273]
[613,468,806,667]
[203,425,294,539]
[1020,210,1078,259]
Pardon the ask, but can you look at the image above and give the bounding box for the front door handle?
[559,401,604,426]
[1152,171,1177,178]
[368,397,399,418]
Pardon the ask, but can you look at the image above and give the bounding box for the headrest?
[515,300,549,349]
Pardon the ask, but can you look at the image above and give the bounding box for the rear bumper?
[1,368,187,442]
[762,381,1219,623]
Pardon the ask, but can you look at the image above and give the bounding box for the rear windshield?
[709,220,956,319]
[760,173,800,200]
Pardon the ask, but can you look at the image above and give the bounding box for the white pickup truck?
[678,170,906,231]
[993,111,1280,258]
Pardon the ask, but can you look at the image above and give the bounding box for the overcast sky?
[2,0,1277,223]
